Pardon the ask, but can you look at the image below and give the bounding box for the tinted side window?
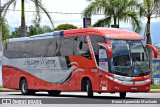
[45,37,74,57]
[21,41,33,57]
[89,35,105,64]
[45,36,90,58]
[45,39,57,57]
[73,36,90,59]
[60,37,74,56]
[4,41,22,58]
[89,35,105,55]
[32,39,46,57]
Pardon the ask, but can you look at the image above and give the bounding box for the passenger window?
[32,40,45,57]
[60,37,74,56]
[89,35,105,65]
[45,39,57,57]
[73,36,91,59]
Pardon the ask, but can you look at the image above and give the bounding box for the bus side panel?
[2,65,54,90]
[2,64,84,91]
[2,66,20,89]
[69,56,101,92]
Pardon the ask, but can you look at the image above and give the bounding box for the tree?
[140,0,160,45]
[82,0,141,33]
[140,0,160,84]
[0,17,10,41]
[28,25,52,36]
[28,18,43,36]
[28,18,52,36]
[10,26,21,38]
[41,25,52,33]
[1,0,54,37]
[54,24,77,31]
[11,18,53,37]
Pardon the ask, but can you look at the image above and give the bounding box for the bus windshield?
[110,40,150,77]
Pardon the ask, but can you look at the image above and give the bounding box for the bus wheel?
[48,90,61,96]
[20,79,29,95]
[86,79,93,97]
[20,79,35,95]
[119,92,126,98]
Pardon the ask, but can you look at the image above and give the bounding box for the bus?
[2,28,158,98]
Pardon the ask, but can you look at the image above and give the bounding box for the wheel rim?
[86,85,89,92]
[22,83,27,93]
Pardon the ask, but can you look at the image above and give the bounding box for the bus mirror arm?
[146,44,158,58]
[98,43,112,59]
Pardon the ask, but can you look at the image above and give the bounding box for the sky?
[2,0,159,29]
[0,0,160,85]
[2,0,100,28]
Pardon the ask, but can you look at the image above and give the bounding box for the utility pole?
[0,0,2,63]
[0,0,3,85]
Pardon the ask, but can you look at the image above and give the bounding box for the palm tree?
[140,0,160,44]
[1,0,54,37]
[140,0,160,84]
[0,17,10,41]
[82,0,141,33]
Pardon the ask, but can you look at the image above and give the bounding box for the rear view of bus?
[2,28,158,98]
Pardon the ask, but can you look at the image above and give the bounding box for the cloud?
[3,0,89,27]
[3,0,160,28]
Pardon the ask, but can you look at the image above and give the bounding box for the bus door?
[98,46,109,91]
[89,35,108,91]
[99,48,108,72]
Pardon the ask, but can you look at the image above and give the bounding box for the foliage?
[0,17,10,41]
[28,25,52,36]
[11,19,53,37]
[1,0,53,37]
[0,86,3,88]
[151,84,160,89]
[10,26,21,38]
[140,0,160,84]
[82,0,142,33]
[139,0,160,44]
[28,18,52,36]
[54,24,78,31]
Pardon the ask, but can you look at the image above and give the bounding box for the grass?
[151,84,160,89]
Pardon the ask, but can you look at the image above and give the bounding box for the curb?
[149,89,160,93]
[0,88,20,92]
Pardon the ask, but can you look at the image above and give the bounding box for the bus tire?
[20,79,34,95]
[48,90,61,96]
[86,79,93,97]
[119,92,126,98]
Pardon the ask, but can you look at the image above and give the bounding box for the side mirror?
[98,43,112,59]
[146,44,158,58]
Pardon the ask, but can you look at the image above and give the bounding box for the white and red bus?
[2,28,158,98]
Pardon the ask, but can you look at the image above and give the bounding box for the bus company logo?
[2,99,11,104]
[23,55,57,68]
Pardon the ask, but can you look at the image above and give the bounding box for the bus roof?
[7,28,143,42]
[64,28,143,40]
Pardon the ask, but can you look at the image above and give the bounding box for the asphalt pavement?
[0,92,160,106]
[1,91,160,98]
